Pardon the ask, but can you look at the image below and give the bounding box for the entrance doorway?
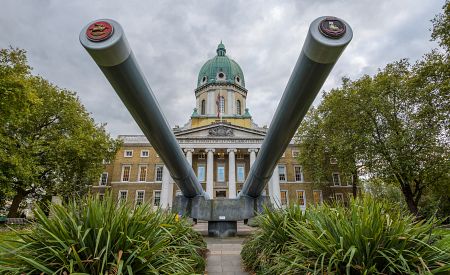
[215,190,227,198]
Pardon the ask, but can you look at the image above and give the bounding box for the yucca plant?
[0,194,206,274]
[242,197,450,274]
[241,204,305,273]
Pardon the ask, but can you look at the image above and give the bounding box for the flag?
[216,93,221,118]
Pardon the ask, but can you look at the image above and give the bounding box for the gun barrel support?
[240,16,353,198]
[79,19,206,199]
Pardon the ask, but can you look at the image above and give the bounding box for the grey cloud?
[0,0,443,137]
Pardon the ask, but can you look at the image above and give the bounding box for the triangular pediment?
[174,123,266,140]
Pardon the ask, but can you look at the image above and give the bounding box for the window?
[313,190,323,205]
[294,166,303,182]
[102,159,110,164]
[237,164,245,182]
[99,172,108,186]
[343,174,353,186]
[217,164,225,182]
[121,165,131,182]
[236,152,244,159]
[135,190,145,206]
[218,72,225,79]
[330,157,337,164]
[198,152,206,159]
[278,165,286,182]
[197,164,206,182]
[138,165,147,182]
[332,172,341,186]
[335,193,344,202]
[118,190,128,203]
[236,100,241,115]
[217,152,225,159]
[219,96,225,113]
[124,150,133,157]
[296,190,306,206]
[153,190,161,206]
[155,165,164,182]
[292,150,299,158]
[202,76,207,84]
[201,100,206,115]
[140,150,149,157]
[280,190,288,206]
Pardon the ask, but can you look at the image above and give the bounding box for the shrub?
[241,197,450,274]
[0,195,206,274]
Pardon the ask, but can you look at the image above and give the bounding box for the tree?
[297,59,448,215]
[0,48,120,218]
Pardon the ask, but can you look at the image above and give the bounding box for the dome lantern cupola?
[197,41,245,88]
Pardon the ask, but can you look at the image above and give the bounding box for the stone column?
[248,149,258,167]
[184,148,194,166]
[160,166,171,209]
[205,148,215,199]
[227,149,237,198]
[269,166,282,208]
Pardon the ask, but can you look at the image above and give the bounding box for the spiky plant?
[0,194,206,274]
[242,197,450,274]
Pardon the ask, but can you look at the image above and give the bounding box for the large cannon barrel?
[79,19,206,199]
[240,16,353,198]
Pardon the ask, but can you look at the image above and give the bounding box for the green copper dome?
[197,42,245,88]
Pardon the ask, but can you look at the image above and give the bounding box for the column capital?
[205,148,216,153]
[183,148,195,153]
[227,148,237,153]
[248,148,259,153]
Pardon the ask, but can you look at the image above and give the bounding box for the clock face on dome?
[319,17,346,39]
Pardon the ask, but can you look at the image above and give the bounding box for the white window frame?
[291,150,300,158]
[135,190,145,206]
[294,165,304,182]
[313,190,323,205]
[138,165,148,182]
[332,172,341,186]
[280,190,289,206]
[99,172,108,186]
[155,165,164,182]
[236,163,245,183]
[118,190,128,203]
[219,96,225,113]
[296,190,306,207]
[153,190,161,207]
[217,164,225,183]
[140,150,149,157]
[121,165,131,182]
[335,193,344,202]
[197,164,206,182]
[278,165,287,182]
[124,150,133,158]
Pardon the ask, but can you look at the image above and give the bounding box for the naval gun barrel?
[79,19,206,199]
[240,16,353,198]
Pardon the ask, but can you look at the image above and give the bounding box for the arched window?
[201,100,206,115]
[236,100,241,115]
[219,96,225,113]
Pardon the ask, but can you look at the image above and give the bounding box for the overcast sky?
[0,0,444,137]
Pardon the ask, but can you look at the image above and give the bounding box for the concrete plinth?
[208,221,237,237]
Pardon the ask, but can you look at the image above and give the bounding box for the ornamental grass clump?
[241,197,450,274]
[0,195,206,274]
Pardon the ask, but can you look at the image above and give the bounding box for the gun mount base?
[173,195,271,236]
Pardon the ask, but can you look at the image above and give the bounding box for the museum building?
[92,42,353,209]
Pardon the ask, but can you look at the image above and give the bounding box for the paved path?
[192,222,255,274]
[204,237,248,275]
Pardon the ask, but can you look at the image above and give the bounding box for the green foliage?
[0,48,121,217]
[241,197,450,274]
[431,0,450,51]
[0,195,206,274]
